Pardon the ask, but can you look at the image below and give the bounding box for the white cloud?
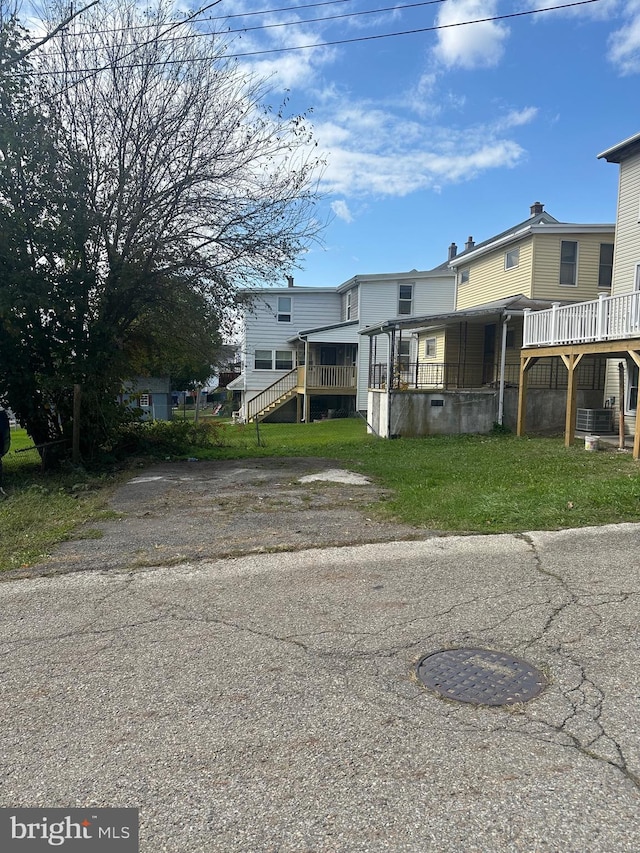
[331,200,353,222]
[494,107,539,130]
[433,0,509,69]
[312,98,530,198]
[608,1,640,74]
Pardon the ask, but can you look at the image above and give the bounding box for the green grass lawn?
[2,418,640,572]
[199,419,640,532]
[0,429,122,572]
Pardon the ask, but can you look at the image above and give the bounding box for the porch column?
[385,330,394,439]
[303,339,309,423]
[628,350,640,460]
[560,353,584,449]
[497,314,510,425]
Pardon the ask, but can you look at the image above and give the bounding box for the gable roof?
[447,209,559,269]
[448,215,614,268]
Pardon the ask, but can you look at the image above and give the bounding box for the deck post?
[516,356,532,436]
[561,353,582,449]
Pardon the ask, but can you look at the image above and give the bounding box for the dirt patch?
[16,457,438,577]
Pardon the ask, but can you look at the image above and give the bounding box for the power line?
[35,0,451,57]
[55,0,358,37]
[228,0,606,58]
[20,0,606,76]
[201,0,450,38]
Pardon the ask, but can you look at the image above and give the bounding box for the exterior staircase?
[246,368,299,423]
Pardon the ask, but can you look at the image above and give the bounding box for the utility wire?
[63,0,357,36]
[40,0,450,48]
[229,0,606,58]
[18,0,606,76]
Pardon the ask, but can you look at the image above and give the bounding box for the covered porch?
[362,296,604,437]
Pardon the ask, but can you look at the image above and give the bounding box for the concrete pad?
[298,468,371,485]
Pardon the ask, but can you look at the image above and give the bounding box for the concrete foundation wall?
[502,389,603,433]
[368,388,605,438]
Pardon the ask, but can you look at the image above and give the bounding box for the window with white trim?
[629,364,638,412]
[505,248,519,270]
[255,350,273,370]
[139,394,150,407]
[560,240,578,286]
[424,337,437,358]
[275,350,293,370]
[397,340,410,375]
[398,284,413,315]
[459,269,469,285]
[277,296,292,322]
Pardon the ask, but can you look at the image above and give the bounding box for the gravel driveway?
[22,457,437,577]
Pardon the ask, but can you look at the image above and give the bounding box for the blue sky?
[224,0,640,287]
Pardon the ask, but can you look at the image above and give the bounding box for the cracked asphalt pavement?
[1,459,640,851]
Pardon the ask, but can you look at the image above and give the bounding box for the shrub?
[112,419,228,456]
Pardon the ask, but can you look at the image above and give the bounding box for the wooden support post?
[296,393,302,424]
[561,354,580,449]
[72,383,81,464]
[627,352,640,460]
[517,358,528,437]
[618,362,626,451]
[517,356,537,437]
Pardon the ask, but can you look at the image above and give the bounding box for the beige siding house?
[520,130,640,457]
[364,203,614,438]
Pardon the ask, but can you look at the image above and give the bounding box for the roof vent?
[448,242,458,261]
[286,275,294,288]
[530,201,544,217]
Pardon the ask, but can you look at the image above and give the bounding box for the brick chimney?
[448,242,458,261]
[530,201,544,217]
[465,236,475,252]
[286,275,294,287]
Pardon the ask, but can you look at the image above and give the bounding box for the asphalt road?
[2,514,640,851]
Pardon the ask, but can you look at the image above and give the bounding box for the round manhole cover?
[416,647,548,706]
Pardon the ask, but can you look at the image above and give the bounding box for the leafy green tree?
[0,2,323,463]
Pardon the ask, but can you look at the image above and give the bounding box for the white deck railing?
[523,292,640,347]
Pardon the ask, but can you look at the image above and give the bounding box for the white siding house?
[234,268,456,422]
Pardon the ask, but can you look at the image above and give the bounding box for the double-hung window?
[398,284,413,315]
[505,248,519,270]
[255,350,273,370]
[277,296,292,322]
[560,241,578,286]
[275,350,293,370]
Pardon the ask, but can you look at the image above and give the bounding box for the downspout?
[497,314,511,425]
[303,338,309,422]
[385,329,394,438]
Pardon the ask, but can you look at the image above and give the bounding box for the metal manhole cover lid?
[416,647,548,706]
